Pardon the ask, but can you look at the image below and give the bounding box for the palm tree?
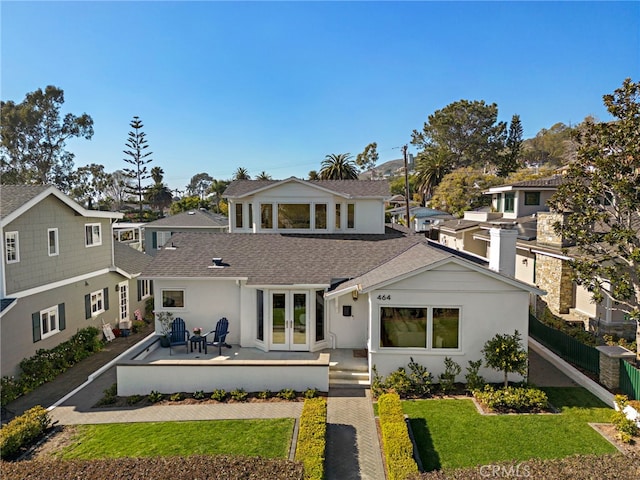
[414,148,452,205]
[256,171,272,180]
[208,179,229,213]
[145,167,172,214]
[233,167,251,180]
[150,166,164,185]
[319,153,358,180]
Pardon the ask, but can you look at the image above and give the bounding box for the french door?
[118,281,129,323]
[270,291,309,350]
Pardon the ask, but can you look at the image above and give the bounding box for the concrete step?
[329,377,370,389]
[329,369,370,389]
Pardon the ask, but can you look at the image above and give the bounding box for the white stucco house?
[126,178,542,395]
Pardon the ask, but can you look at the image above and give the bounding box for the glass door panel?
[293,293,307,346]
[272,293,287,346]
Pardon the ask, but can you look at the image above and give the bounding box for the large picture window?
[162,289,185,308]
[380,306,460,349]
[278,204,311,229]
[524,192,541,206]
[85,223,102,247]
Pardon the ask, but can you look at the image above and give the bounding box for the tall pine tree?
[122,116,153,221]
[497,114,523,177]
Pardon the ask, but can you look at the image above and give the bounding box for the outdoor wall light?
[352,290,358,301]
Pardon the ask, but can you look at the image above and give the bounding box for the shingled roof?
[145,209,228,228]
[113,242,153,276]
[142,228,426,286]
[223,177,391,198]
[0,185,50,217]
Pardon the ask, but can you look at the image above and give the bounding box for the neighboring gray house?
[143,210,228,256]
[0,185,152,378]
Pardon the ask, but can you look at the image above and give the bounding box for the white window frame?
[41,305,60,340]
[139,279,152,299]
[157,231,172,249]
[48,228,59,256]
[161,288,186,309]
[85,223,102,247]
[5,231,19,263]
[90,289,105,316]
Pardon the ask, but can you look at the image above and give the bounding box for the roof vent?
[208,257,224,269]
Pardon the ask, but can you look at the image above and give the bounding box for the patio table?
[190,335,207,354]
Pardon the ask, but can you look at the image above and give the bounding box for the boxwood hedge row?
[295,397,327,480]
[378,392,419,480]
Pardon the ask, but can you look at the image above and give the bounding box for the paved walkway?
[3,339,576,479]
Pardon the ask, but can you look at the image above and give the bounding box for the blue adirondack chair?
[169,317,190,355]
[205,317,230,355]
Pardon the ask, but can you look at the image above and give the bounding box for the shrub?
[304,388,318,399]
[482,330,528,387]
[148,391,163,403]
[230,389,248,402]
[465,359,485,392]
[211,389,228,402]
[407,357,433,397]
[295,398,327,480]
[277,389,297,401]
[613,395,639,443]
[0,405,52,460]
[377,393,419,480]
[438,357,461,394]
[132,320,146,334]
[170,392,184,402]
[384,368,413,397]
[257,390,271,400]
[193,390,206,400]
[126,394,143,405]
[96,383,118,406]
[474,385,548,413]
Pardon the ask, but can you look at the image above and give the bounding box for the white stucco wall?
[326,294,369,349]
[367,263,531,384]
[154,279,242,344]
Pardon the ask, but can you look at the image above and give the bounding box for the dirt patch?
[591,423,640,455]
[20,425,79,461]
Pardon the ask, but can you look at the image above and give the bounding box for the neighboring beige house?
[143,209,228,256]
[435,175,636,339]
[0,185,152,377]
[127,178,541,395]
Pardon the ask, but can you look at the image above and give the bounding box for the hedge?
[378,393,419,480]
[1,326,103,406]
[295,397,327,480]
[0,405,52,460]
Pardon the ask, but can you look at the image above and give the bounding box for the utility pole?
[402,145,411,231]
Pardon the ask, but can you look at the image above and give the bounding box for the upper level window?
[504,193,515,213]
[90,289,105,316]
[347,203,355,229]
[315,204,327,229]
[48,228,59,256]
[156,231,172,249]
[235,203,244,229]
[5,231,19,263]
[524,192,541,206]
[261,204,273,229]
[162,289,185,308]
[335,204,342,229]
[278,204,310,229]
[85,223,102,247]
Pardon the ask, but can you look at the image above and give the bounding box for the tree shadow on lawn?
[408,418,441,472]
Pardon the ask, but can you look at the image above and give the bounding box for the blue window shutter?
[58,303,66,331]
[152,232,157,249]
[137,280,142,301]
[150,280,154,296]
[85,294,91,319]
[103,287,109,311]
[32,312,41,343]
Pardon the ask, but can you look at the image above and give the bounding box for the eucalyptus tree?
[319,153,358,180]
[186,172,214,198]
[0,85,93,190]
[123,116,153,221]
[355,142,379,178]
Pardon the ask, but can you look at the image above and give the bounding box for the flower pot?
[160,336,170,348]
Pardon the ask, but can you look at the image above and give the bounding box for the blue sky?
[2,1,639,192]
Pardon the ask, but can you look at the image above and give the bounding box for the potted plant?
[156,311,174,347]
[193,327,202,337]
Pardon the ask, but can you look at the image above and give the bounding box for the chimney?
[489,222,518,277]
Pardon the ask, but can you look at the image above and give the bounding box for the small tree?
[482,330,528,387]
[355,142,379,178]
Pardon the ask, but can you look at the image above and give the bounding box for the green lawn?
[58,418,295,460]
[401,387,617,471]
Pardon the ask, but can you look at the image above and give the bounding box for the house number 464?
[377,294,391,301]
